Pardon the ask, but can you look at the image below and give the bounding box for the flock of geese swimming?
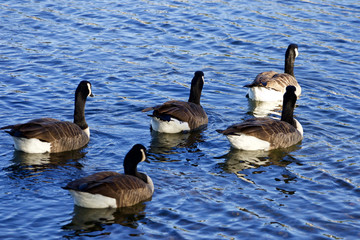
[1,44,303,209]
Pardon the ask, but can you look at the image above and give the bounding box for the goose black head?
[286,44,299,59]
[76,81,94,99]
[124,144,148,175]
[286,85,297,93]
[283,85,297,106]
[285,44,298,76]
[281,85,297,126]
[194,71,204,78]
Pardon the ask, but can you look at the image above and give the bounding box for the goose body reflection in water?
[247,99,282,118]
[217,144,301,183]
[62,203,147,238]
[4,150,86,180]
[149,130,204,156]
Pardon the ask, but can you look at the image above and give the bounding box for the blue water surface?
[0,0,360,239]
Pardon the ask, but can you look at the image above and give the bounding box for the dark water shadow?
[216,144,301,183]
[3,149,87,179]
[62,203,148,238]
[148,130,205,162]
[246,98,282,118]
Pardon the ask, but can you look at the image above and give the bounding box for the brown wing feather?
[143,100,208,130]
[264,73,299,92]
[64,171,153,207]
[246,71,299,93]
[217,118,302,149]
[254,71,278,85]
[1,118,89,152]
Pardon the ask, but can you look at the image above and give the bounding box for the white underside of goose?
[226,134,271,151]
[146,175,155,193]
[294,119,303,136]
[247,87,284,102]
[151,117,190,133]
[12,137,51,154]
[69,190,117,209]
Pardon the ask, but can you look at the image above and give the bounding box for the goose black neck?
[74,89,88,130]
[188,75,204,105]
[123,144,148,183]
[124,149,139,176]
[284,48,296,77]
[124,162,137,176]
[124,159,148,183]
[281,90,297,128]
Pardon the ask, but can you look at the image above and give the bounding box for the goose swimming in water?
[62,144,154,209]
[142,71,208,133]
[217,86,303,151]
[1,81,93,153]
[245,44,301,102]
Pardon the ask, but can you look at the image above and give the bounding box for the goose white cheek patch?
[140,149,146,162]
[87,83,92,97]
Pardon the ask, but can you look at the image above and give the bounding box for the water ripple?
[0,0,360,239]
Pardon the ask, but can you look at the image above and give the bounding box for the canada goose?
[142,71,208,133]
[217,86,303,151]
[62,144,154,208]
[1,81,93,153]
[245,44,301,101]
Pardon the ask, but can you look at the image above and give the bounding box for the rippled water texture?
[0,0,360,239]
